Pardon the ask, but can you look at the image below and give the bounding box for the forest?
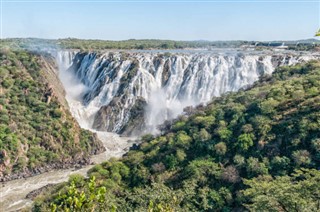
[0,50,103,180]
[2,38,318,51]
[31,60,320,211]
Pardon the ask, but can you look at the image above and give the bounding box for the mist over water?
[145,88,196,133]
[62,49,319,135]
[55,51,100,129]
[1,48,318,212]
[0,50,134,212]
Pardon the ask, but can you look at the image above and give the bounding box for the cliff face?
[58,50,319,136]
[34,60,320,212]
[0,50,105,182]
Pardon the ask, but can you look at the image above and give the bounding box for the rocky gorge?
[1,47,319,211]
[57,49,320,136]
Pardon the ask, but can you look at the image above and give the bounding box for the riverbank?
[0,132,134,211]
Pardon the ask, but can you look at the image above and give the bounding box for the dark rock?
[130,143,140,150]
[92,96,147,136]
[26,184,56,200]
[117,59,140,95]
[0,145,104,182]
[118,97,147,136]
[162,59,171,86]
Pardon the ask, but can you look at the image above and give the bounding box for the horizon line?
[2,36,319,42]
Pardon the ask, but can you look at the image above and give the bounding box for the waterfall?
[55,50,318,135]
[54,50,97,129]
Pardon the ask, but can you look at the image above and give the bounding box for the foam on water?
[63,50,319,134]
[0,51,134,212]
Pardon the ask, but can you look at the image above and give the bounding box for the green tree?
[292,150,311,166]
[50,176,112,211]
[236,133,255,151]
[214,142,227,156]
[242,169,320,211]
[246,157,268,177]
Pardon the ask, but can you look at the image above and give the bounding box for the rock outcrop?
[58,50,319,136]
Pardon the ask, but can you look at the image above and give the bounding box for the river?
[0,51,139,211]
[0,132,135,211]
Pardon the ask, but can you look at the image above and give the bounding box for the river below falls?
[0,132,134,212]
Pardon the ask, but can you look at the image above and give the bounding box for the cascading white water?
[0,51,135,212]
[55,50,134,143]
[1,49,318,212]
[61,49,319,135]
[55,50,97,128]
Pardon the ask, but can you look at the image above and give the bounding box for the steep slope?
[61,50,318,136]
[34,61,320,211]
[0,50,105,181]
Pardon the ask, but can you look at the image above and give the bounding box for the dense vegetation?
[0,50,103,180]
[33,61,320,211]
[3,38,319,51]
[2,38,249,51]
[56,39,249,50]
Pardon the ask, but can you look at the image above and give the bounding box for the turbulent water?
[1,49,318,211]
[0,133,133,211]
[58,49,319,135]
[0,51,134,212]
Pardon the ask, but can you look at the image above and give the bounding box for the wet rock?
[0,154,99,182]
[162,59,171,86]
[93,96,147,136]
[26,184,56,200]
[72,51,318,139]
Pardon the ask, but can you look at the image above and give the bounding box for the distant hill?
[2,38,319,51]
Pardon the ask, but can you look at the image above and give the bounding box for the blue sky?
[1,0,319,41]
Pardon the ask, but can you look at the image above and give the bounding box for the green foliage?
[271,156,290,175]
[175,131,192,147]
[292,150,311,166]
[236,133,255,151]
[50,176,114,211]
[0,50,101,178]
[3,38,319,52]
[242,169,320,211]
[172,121,186,131]
[246,157,269,177]
[35,61,320,211]
[193,115,215,129]
[214,142,227,156]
